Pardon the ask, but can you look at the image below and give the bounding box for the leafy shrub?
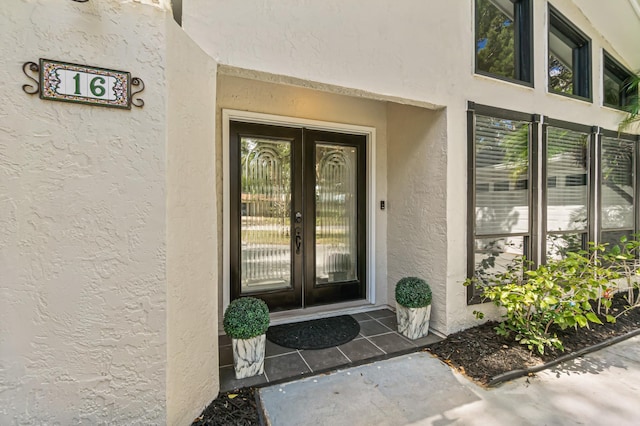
[602,235,640,308]
[395,277,432,308]
[223,297,270,340]
[468,244,619,354]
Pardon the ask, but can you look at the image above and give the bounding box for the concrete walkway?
[259,335,640,425]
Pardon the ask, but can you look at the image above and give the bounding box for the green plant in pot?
[395,277,432,340]
[223,297,270,379]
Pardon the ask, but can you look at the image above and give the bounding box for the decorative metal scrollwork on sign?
[21,59,145,109]
[22,62,40,95]
[131,77,145,108]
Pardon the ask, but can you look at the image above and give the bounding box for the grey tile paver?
[265,339,296,357]
[358,319,392,337]
[264,352,310,382]
[338,338,385,361]
[366,309,395,319]
[219,366,266,392]
[219,344,234,367]
[300,347,350,371]
[368,332,415,352]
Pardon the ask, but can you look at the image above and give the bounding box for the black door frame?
[229,120,367,311]
[229,121,303,310]
[303,129,367,307]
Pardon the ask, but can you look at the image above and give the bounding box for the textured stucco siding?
[386,105,448,334]
[1,1,169,423]
[166,21,219,426]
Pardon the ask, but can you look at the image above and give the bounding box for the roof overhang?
[574,0,640,70]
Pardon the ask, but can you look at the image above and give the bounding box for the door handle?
[294,211,302,254]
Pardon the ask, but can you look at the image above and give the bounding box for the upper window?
[475,0,533,85]
[603,51,635,109]
[548,5,591,100]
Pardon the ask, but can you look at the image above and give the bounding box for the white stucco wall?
[184,0,636,128]
[386,104,448,334]
[166,21,219,426]
[0,1,223,423]
[185,0,637,334]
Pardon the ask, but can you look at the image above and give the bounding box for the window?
[548,5,591,100]
[603,51,636,109]
[600,131,637,248]
[544,123,592,260]
[467,104,640,304]
[475,0,533,85]
[467,104,537,302]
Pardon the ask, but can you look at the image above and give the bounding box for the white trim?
[222,109,377,316]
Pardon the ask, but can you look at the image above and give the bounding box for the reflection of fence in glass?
[474,236,525,285]
[546,233,585,261]
[315,145,357,284]
[240,138,292,291]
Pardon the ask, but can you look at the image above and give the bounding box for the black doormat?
[266,315,360,350]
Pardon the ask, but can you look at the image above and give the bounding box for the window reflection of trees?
[476,0,516,80]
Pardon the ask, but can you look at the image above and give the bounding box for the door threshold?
[266,301,387,326]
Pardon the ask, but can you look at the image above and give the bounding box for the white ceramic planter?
[232,334,266,379]
[396,304,431,340]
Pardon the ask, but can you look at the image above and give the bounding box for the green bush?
[601,235,640,307]
[395,277,432,308]
[223,297,270,340]
[467,243,619,354]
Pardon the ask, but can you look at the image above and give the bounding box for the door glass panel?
[240,137,292,293]
[315,144,358,284]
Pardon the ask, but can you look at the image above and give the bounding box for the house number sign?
[22,59,144,109]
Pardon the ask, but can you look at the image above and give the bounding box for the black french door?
[229,121,366,311]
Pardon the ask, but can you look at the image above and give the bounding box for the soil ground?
[192,387,260,426]
[193,292,640,425]
[428,291,640,385]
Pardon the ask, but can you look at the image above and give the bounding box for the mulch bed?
[193,292,640,424]
[427,291,640,386]
[192,387,261,426]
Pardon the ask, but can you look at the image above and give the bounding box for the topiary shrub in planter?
[223,297,270,379]
[395,277,432,340]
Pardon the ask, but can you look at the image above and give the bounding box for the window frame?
[467,105,640,305]
[597,128,640,248]
[466,102,540,303]
[547,4,592,101]
[603,51,636,110]
[541,118,596,263]
[474,0,534,87]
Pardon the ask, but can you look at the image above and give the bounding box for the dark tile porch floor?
[218,308,443,392]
